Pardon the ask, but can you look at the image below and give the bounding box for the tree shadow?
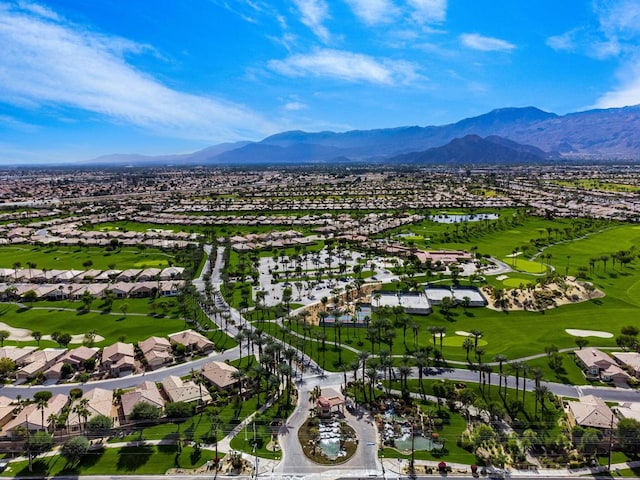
[59,446,105,474]
[116,444,154,471]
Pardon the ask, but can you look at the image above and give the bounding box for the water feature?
[317,421,347,460]
[394,435,442,451]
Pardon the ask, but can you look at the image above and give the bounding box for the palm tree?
[230,369,246,404]
[0,330,10,347]
[414,350,427,398]
[47,413,59,434]
[358,351,370,401]
[470,329,483,349]
[462,338,474,362]
[494,354,508,396]
[411,321,420,350]
[73,398,90,430]
[436,326,446,353]
[509,362,522,398]
[365,367,379,401]
[521,363,529,403]
[398,365,412,394]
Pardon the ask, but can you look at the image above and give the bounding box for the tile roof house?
[574,347,631,385]
[137,268,162,282]
[201,361,239,390]
[169,329,214,354]
[16,348,66,380]
[138,336,172,370]
[44,346,99,381]
[0,346,37,366]
[2,393,68,437]
[575,348,617,375]
[566,395,618,430]
[67,388,115,432]
[612,352,640,377]
[121,381,165,419]
[161,375,211,404]
[101,342,135,377]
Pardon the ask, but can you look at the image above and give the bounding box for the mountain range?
[89,105,640,166]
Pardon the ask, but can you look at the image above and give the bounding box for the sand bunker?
[456,331,474,337]
[565,329,614,338]
[0,322,104,344]
[496,275,508,281]
[505,252,522,258]
[42,333,105,344]
[0,322,32,340]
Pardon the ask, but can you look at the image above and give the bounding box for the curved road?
[5,244,640,477]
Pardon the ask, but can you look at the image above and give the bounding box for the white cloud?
[0,3,276,142]
[344,0,398,25]
[460,33,516,52]
[407,0,447,24]
[546,30,578,52]
[292,0,330,42]
[283,101,307,111]
[268,48,421,85]
[593,59,640,109]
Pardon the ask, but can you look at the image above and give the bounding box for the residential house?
[161,375,211,404]
[121,381,165,419]
[108,282,134,299]
[138,336,172,370]
[0,346,37,366]
[574,347,631,384]
[612,352,640,378]
[67,388,115,432]
[159,266,184,280]
[169,329,214,354]
[566,395,618,431]
[117,269,142,282]
[2,393,68,437]
[94,270,122,282]
[101,342,135,377]
[44,346,99,381]
[137,268,161,282]
[16,348,66,380]
[201,361,239,391]
[129,281,155,298]
[0,396,16,430]
[159,281,183,297]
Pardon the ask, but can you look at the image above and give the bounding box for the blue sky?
[1,0,640,164]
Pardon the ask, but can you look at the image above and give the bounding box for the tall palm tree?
[73,398,90,431]
[470,329,483,349]
[365,367,379,401]
[436,326,446,353]
[521,363,529,403]
[462,338,474,362]
[494,354,508,396]
[398,365,412,394]
[358,351,370,401]
[414,351,427,398]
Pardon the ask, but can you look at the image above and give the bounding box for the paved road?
[5,243,640,478]
[275,372,380,476]
[0,347,239,400]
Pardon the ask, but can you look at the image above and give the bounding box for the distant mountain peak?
[81,103,640,166]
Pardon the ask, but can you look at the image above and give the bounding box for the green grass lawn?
[501,256,547,274]
[0,303,186,346]
[229,389,295,459]
[380,400,479,465]
[3,444,214,477]
[0,245,177,271]
[113,396,264,444]
[524,353,588,386]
